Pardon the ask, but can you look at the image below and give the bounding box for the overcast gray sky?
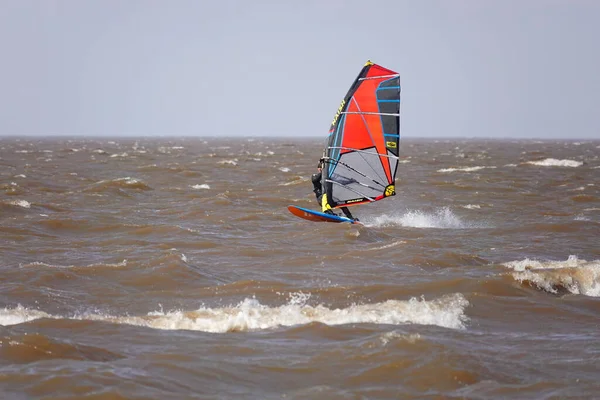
[1,0,598,138]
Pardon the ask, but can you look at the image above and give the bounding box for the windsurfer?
[312,159,358,221]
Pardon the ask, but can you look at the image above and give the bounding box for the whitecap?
[8,200,31,209]
[0,293,470,331]
[218,159,238,166]
[503,255,600,297]
[380,331,421,346]
[20,260,128,269]
[114,177,142,185]
[0,304,52,326]
[526,158,582,167]
[371,207,483,229]
[105,293,469,332]
[437,166,496,173]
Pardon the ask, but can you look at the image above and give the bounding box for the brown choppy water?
[1,136,599,399]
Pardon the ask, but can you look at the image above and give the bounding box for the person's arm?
[311,172,322,195]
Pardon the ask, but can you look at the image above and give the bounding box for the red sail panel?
[322,61,401,209]
[340,74,393,183]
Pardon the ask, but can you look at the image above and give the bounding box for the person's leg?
[318,194,336,214]
[341,207,359,221]
[341,207,353,219]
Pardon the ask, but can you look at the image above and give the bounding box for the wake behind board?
[287,205,359,224]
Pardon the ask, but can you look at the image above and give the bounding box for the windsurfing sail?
[321,60,400,212]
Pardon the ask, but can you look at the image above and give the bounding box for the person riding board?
[311,158,358,221]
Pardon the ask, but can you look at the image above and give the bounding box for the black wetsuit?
[311,171,355,220]
[312,171,323,202]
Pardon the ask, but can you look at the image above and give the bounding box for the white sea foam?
[191,184,210,189]
[370,207,481,229]
[112,177,142,185]
[110,152,129,158]
[279,167,291,172]
[462,204,481,209]
[0,293,469,331]
[111,292,468,331]
[20,260,128,269]
[526,158,583,167]
[380,331,421,346]
[87,177,147,190]
[368,240,407,251]
[503,255,600,297]
[8,200,31,209]
[218,159,238,166]
[157,146,184,153]
[0,305,52,326]
[437,166,496,173]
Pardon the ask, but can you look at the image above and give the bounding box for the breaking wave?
[526,158,583,167]
[503,255,600,297]
[0,293,469,332]
[437,166,496,173]
[370,207,484,229]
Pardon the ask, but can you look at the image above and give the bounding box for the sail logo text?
[331,99,346,126]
